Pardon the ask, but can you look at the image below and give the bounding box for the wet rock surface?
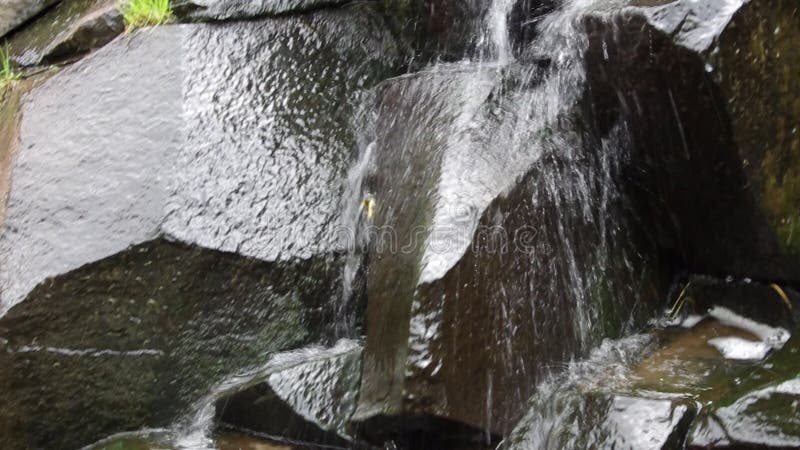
[166,3,399,263]
[7,0,123,67]
[0,4,400,313]
[584,0,800,284]
[0,239,339,450]
[0,26,182,313]
[0,0,60,38]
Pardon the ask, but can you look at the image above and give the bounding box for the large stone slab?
[584,0,800,283]
[353,62,667,437]
[0,3,400,313]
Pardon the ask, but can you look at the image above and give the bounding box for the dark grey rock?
[164,4,399,263]
[0,0,60,38]
[688,377,800,449]
[686,335,800,449]
[8,0,123,67]
[0,26,181,313]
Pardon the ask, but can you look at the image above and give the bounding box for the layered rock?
[0,5,399,448]
[584,0,800,283]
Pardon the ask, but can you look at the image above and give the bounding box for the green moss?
[0,43,21,93]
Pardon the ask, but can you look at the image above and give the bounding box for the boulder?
[583,0,800,284]
[688,377,800,449]
[353,62,667,437]
[7,0,123,67]
[0,5,399,448]
[0,0,60,38]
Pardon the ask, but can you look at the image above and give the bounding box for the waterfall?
[336,140,375,339]
[348,0,661,438]
[484,0,516,64]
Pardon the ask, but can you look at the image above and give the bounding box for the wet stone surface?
[356,59,667,436]
[505,279,800,450]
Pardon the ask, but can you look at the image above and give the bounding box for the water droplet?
[704,63,714,73]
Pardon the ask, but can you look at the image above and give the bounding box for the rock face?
[8,0,123,67]
[353,61,666,436]
[584,0,800,284]
[0,0,60,38]
[0,5,399,449]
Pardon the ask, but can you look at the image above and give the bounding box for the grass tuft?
[0,43,20,93]
[122,0,172,29]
